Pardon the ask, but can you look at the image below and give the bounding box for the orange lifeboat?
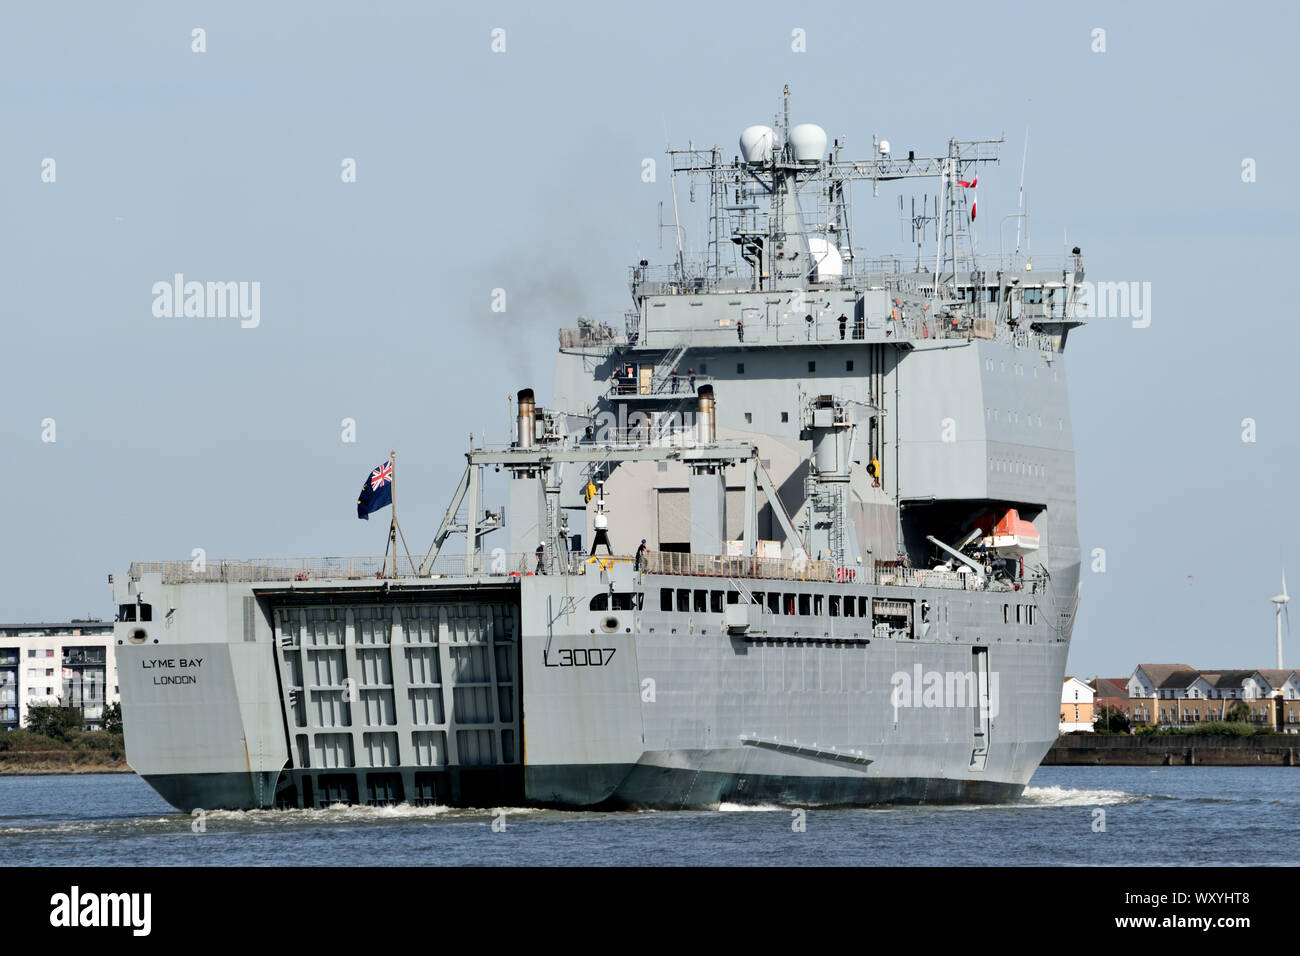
[974,508,1040,555]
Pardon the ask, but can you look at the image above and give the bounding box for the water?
[1,766,1295,866]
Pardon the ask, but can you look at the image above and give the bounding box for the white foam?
[716,802,787,812]
[1020,785,1143,807]
[201,802,554,826]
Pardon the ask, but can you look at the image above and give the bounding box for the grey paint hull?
[141,761,1024,813]
[113,569,1066,813]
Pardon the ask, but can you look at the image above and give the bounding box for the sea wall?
[0,730,129,774]
[1044,734,1300,766]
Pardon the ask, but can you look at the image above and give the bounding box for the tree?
[102,702,123,735]
[1225,701,1250,723]
[1093,705,1130,734]
[24,702,85,741]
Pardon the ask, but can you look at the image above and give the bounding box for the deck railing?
[643,552,1020,591]
[129,553,536,585]
[130,552,1025,592]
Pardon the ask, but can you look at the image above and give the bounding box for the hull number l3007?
[544,648,617,667]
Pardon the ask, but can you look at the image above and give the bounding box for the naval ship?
[111,89,1085,811]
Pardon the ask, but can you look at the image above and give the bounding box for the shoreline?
[0,766,133,775]
[6,736,1300,775]
[0,731,130,775]
[1045,733,1300,766]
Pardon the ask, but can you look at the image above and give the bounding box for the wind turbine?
[1273,570,1290,669]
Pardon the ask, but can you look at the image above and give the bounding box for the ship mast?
[660,89,1002,295]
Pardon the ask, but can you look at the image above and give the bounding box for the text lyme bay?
[141,658,203,686]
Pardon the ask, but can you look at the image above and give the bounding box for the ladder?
[652,342,690,393]
[827,486,846,569]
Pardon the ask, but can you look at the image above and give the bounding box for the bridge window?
[660,589,673,612]
[726,591,739,605]
[784,594,796,616]
[808,361,816,373]
[693,589,707,612]
[813,594,823,615]
[846,360,854,372]
[767,593,780,614]
[590,594,609,611]
[710,591,723,613]
[676,589,690,612]
[858,596,869,617]
[798,594,810,616]
[829,596,840,617]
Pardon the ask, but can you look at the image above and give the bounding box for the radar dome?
[789,123,828,163]
[807,237,844,281]
[739,125,775,164]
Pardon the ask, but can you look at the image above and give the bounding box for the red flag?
[958,175,978,221]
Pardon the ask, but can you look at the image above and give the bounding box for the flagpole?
[387,450,397,579]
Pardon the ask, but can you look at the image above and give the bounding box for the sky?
[0,0,1296,679]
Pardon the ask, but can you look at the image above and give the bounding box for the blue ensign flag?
[357,460,393,519]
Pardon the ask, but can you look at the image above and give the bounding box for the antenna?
[1014,128,1028,260]
[668,166,686,278]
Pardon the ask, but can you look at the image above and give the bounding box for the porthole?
[601,616,619,634]
[129,628,147,645]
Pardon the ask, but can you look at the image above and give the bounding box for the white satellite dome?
[807,237,843,281]
[789,123,828,163]
[739,125,775,164]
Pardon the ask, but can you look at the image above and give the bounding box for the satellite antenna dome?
[807,237,843,281]
[879,140,891,155]
[789,124,828,163]
[739,125,775,164]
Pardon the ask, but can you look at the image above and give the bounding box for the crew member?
[535,541,547,574]
[838,313,847,339]
[687,367,696,391]
[635,538,648,570]
[670,367,679,393]
[737,318,744,342]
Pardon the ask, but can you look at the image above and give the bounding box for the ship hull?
[137,760,1027,813]
[113,571,1068,813]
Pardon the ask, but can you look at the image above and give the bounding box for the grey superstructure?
[111,90,1085,811]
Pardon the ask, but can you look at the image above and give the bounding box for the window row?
[658,587,871,619]
[1003,604,1036,625]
